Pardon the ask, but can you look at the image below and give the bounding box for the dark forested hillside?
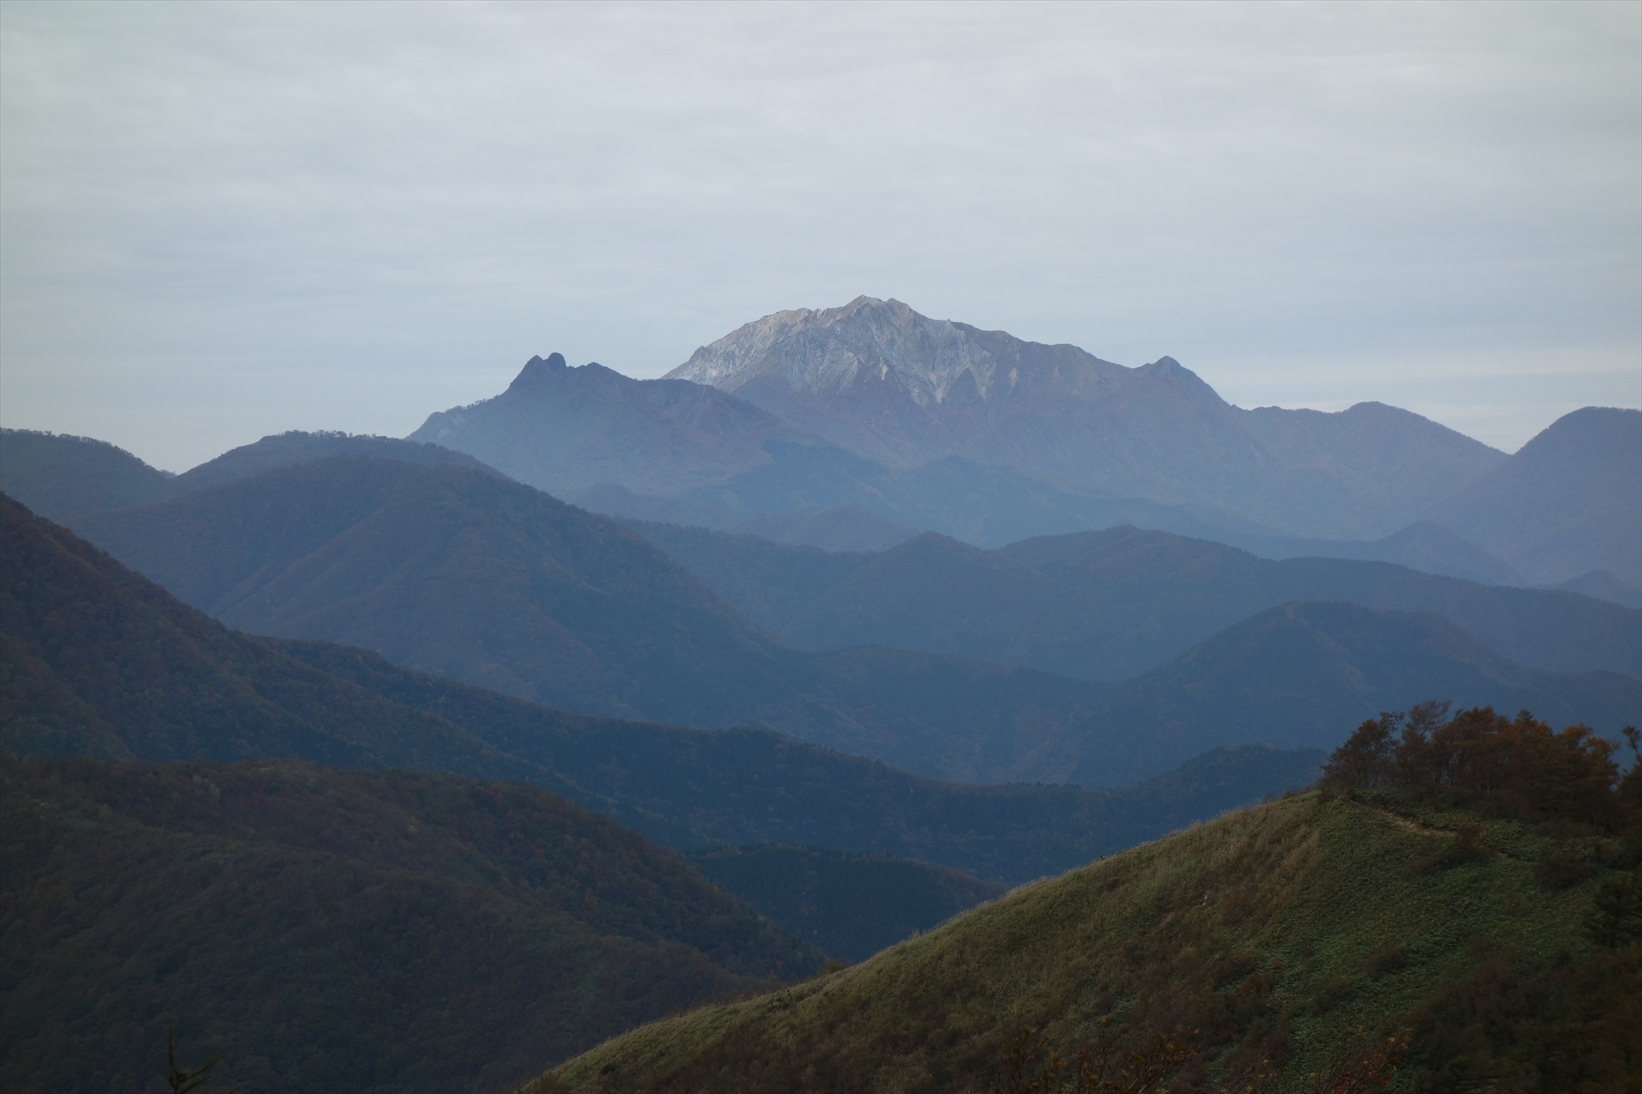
[732,504,920,552]
[1,755,819,1094]
[0,427,494,524]
[630,521,1642,682]
[687,846,1006,962]
[0,491,555,785]
[67,456,798,723]
[0,429,176,519]
[618,518,875,633]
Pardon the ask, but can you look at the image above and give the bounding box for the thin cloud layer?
[1,1,1637,469]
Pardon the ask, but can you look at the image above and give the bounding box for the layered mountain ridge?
[398,297,1637,587]
[665,296,1507,539]
[1,488,1330,884]
[56,458,1639,786]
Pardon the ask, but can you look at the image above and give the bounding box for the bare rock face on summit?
[668,297,1507,539]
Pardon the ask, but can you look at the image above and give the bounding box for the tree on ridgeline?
[1320,702,1631,831]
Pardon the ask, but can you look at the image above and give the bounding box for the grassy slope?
[534,792,1638,1093]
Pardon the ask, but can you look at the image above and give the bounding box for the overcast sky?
[2,1,1638,471]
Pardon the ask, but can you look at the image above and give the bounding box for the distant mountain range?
[666,297,1504,539]
[1426,406,1641,587]
[627,520,1641,680]
[8,297,1638,590]
[401,297,1639,587]
[52,455,1640,785]
[0,427,496,520]
[1,489,1324,882]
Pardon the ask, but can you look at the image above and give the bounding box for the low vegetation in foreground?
[529,706,1641,1093]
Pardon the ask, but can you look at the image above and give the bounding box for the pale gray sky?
[2,1,1638,471]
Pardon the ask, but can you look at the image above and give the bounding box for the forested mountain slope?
[169,429,502,493]
[274,638,1325,884]
[58,457,1118,780]
[0,427,492,522]
[0,428,176,519]
[1,491,530,779]
[2,755,818,1094]
[686,846,1006,963]
[67,457,794,723]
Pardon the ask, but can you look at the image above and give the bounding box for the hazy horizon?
[3,2,1639,471]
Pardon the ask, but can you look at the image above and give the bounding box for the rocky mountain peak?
[668,296,1086,408]
[507,352,569,391]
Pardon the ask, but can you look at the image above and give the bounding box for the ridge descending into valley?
[530,711,1642,1093]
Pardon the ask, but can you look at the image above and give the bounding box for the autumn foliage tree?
[1320,702,1630,831]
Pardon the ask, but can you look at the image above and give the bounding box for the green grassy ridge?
[531,793,1639,1093]
[1,754,821,1094]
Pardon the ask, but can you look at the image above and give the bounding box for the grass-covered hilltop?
[530,706,1642,1093]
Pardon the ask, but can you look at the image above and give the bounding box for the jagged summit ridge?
[667,295,1142,409]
